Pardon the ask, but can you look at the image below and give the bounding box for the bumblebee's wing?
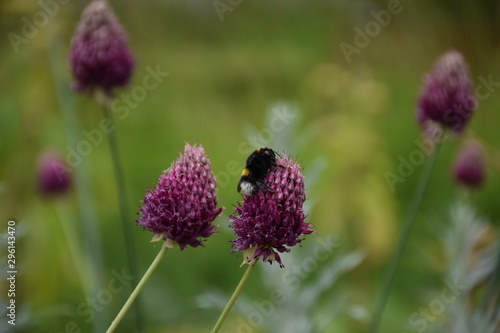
[255,179,274,192]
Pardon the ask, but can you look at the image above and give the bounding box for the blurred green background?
[1,0,499,332]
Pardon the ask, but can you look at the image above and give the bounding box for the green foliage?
[1,1,499,332]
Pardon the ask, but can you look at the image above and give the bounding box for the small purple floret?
[417,50,477,133]
[137,143,223,249]
[37,150,71,195]
[70,0,135,94]
[453,142,486,189]
[229,155,314,268]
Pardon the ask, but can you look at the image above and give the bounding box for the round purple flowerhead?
[137,143,223,249]
[417,50,477,133]
[229,155,314,268]
[37,149,71,196]
[70,0,135,94]
[453,141,486,189]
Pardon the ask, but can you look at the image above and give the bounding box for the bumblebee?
[237,148,281,196]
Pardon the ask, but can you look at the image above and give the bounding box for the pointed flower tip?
[137,143,223,249]
[417,50,477,133]
[69,0,135,94]
[230,154,314,268]
[453,141,486,189]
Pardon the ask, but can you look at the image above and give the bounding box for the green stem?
[481,244,500,316]
[106,244,169,333]
[43,24,108,331]
[211,262,257,333]
[101,102,144,332]
[54,199,88,293]
[369,141,442,333]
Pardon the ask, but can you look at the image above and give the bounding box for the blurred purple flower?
[37,150,71,195]
[229,155,314,268]
[453,142,486,189]
[70,0,135,94]
[137,143,223,249]
[417,50,477,133]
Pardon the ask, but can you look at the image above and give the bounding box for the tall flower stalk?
[106,143,223,332]
[69,0,141,330]
[210,262,256,333]
[37,149,87,290]
[370,50,477,333]
[106,244,169,333]
[369,141,442,333]
[45,15,109,329]
[211,154,313,332]
[93,98,142,329]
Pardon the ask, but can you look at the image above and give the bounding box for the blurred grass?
[1,0,500,332]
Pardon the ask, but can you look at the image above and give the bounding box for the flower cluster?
[137,143,223,249]
[229,155,314,267]
[37,150,71,196]
[70,0,135,94]
[416,51,489,190]
[453,141,486,189]
[417,50,477,133]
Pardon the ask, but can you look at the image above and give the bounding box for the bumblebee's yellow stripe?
[256,148,262,154]
[241,168,250,176]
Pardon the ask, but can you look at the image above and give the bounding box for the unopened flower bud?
[417,51,477,133]
[70,0,135,94]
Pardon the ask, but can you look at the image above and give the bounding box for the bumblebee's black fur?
[237,148,281,196]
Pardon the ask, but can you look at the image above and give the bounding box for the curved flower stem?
[369,140,442,333]
[101,100,143,331]
[106,244,169,333]
[211,261,257,333]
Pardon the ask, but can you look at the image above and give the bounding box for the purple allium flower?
[453,142,486,188]
[417,50,477,133]
[229,155,314,268]
[37,150,71,195]
[70,0,135,94]
[137,143,223,249]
